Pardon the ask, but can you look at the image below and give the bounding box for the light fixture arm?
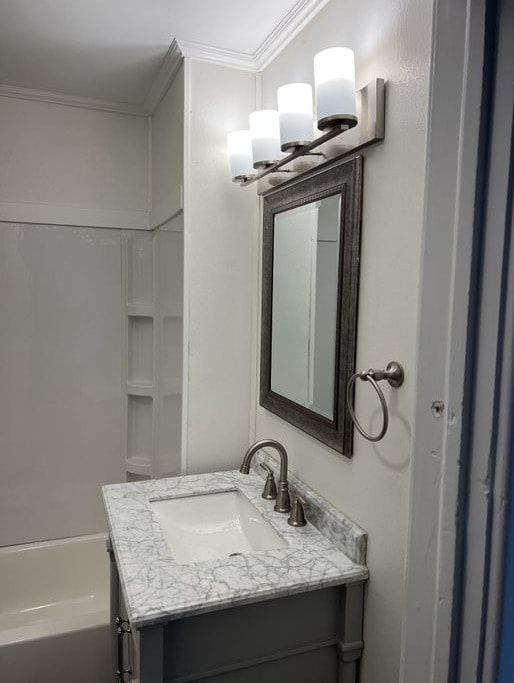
[239,78,385,188]
[239,123,344,186]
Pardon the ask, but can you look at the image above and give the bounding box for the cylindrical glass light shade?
[249,110,281,168]
[227,130,254,181]
[277,83,314,152]
[314,47,357,131]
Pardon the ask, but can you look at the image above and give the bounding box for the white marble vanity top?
[102,469,368,629]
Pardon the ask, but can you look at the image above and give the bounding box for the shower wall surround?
[0,224,124,546]
[0,222,184,548]
[0,67,184,546]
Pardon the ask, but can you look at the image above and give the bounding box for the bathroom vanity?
[103,454,368,683]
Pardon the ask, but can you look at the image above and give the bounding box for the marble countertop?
[102,469,368,630]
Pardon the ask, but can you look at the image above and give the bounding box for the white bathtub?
[0,533,110,683]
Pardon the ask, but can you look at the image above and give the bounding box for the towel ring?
[346,361,405,442]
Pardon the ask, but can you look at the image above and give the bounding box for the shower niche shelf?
[122,230,184,481]
[128,316,153,387]
[125,455,153,477]
[126,304,155,317]
[126,381,154,397]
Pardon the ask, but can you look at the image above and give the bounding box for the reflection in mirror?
[271,196,341,419]
[260,156,362,456]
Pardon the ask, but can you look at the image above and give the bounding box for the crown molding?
[0,42,184,117]
[177,40,258,72]
[143,39,183,114]
[0,0,328,116]
[178,0,330,72]
[254,0,332,70]
[0,83,146,116]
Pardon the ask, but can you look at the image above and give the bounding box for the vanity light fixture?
[227,48,385,187]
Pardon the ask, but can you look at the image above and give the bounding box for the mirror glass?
[271,196,341,419]
[260,157,362,456]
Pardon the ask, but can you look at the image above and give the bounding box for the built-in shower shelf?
[125,455,153,476]
[122,230,183,483]
[126,381,154,397]
[126,303,155,317]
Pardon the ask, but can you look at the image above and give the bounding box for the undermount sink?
[150,490,287,564]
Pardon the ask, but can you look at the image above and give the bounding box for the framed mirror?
[260,156,362,456]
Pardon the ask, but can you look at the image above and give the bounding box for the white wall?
[0,223,123,546]
[149,70,185,477]
[0,96,149,229]
[151,66,184,228]
[183,59,258,473]
[253,1,433,681]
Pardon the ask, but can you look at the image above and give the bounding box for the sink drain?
[228,552,243,557]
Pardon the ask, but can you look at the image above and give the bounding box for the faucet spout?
[239,439,291,513]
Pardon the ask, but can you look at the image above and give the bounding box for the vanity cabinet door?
[109,538,364,683]
[159,584,363,683]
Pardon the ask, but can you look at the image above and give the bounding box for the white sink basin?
[150,490,287,564]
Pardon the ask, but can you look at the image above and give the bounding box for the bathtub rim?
[0,531,108,554]
[0,532,110,647]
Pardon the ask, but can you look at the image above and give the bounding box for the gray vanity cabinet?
[110,547,365,683]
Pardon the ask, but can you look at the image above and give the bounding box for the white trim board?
[0,201,151,230]
[180,58,192,476]
[143,40,183,114]
[400,0,488,680]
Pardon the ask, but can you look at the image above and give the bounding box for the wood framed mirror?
[260,156,363,456]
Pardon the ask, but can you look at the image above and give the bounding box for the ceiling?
[0,0,324,109]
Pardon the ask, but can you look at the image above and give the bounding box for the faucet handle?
[287,495,307,527]
[260,463,277,500]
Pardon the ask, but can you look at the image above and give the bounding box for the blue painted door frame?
[497,411,514,681]
[451,0,514,676]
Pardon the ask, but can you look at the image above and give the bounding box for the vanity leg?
[337,582,365,683]
[140,626,164,683]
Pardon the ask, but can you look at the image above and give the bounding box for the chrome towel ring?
[346,361,405,442]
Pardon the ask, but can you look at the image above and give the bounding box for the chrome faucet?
[239,439,291,513]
